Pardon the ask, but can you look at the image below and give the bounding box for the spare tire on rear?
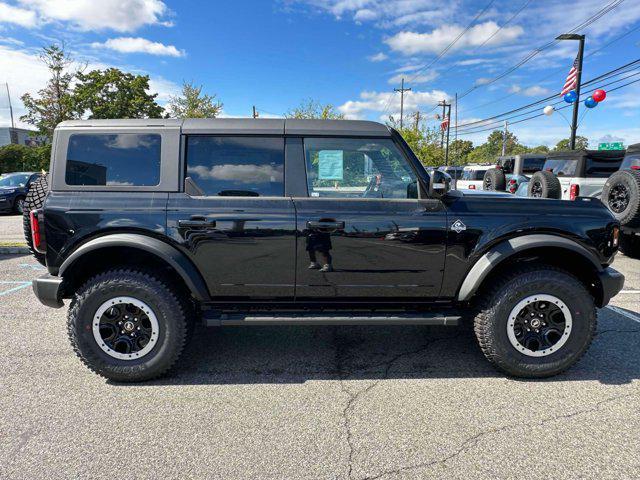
[602,169,640,227]
[483,168,506,191]
[22,174,48,266]
[528,171,561,199]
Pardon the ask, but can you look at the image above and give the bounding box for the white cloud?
[354,8,377,21]
[509,84,550,97]
[0,44,180,128]
[16,0,170,32]
[0,2,36,27]
[456,58,491,66]
[338,89,450,119]
[388,71,437,85]
[385,21,523,55]
[92,37,184,57]
[367,52,387,62]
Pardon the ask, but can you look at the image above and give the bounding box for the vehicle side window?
[303,137,417,199]
[585,158,623,178]
[523,158,545,173]
[66,134,161,186]
[186,136,284,197]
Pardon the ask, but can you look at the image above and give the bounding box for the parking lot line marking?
[0,281,31,297]
[620,290,640,294]
[607,305,640,324]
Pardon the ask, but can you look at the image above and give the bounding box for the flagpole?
[557,34,586,150]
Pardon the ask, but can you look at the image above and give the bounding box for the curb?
[0,245,30,255]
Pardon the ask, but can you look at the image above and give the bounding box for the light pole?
[556,33,585,150]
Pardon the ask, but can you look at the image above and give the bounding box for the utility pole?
[6,83,16,144]
[502,120,509,156]
[454,93,458,166]
[444,103,452,166]
[394,78,411,129]
[438,99,451,165]
[252,106,259,119]
[413,111,421,131]
[556,34,585,150]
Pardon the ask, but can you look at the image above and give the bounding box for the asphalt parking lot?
[1,250,639,479]
[0,212,24,244]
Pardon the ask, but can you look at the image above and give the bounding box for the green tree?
[285,99,344,119]
[20,44,79,140]
[449,139,473,165]
[387,116,443,166]
[0,144,51,173]
[530,145,550,154]
[167,81,223,118]
[73,68,164,119]
[555,136,589,151]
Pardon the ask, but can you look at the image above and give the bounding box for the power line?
[461,21,640,114]
[454,58,640,131]
[457,0,626,101]
[380,0,495,117]
[455,75,640,137]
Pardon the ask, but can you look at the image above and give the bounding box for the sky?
[0,0,640,148]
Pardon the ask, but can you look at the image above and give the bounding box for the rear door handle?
[178,216,217,228]
[307,220,345,230]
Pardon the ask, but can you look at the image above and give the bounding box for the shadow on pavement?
[117,307,640,387]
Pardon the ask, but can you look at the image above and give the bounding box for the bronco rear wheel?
[474,266,596,378]
[67,268,192,382]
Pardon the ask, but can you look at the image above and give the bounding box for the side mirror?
[429,170,451,198]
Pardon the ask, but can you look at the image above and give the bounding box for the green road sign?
[598,142,624,150]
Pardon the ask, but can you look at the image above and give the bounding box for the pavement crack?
[362,391,638,480]
[332,328,459,480]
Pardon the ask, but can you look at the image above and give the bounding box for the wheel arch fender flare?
[59,233,210,301]
[457,234,602,302]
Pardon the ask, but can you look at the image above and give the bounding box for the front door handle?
[307,220,345,230]
[178,216,217,228]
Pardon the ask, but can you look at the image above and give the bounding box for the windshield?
[0,174,29,188]
[462,169,487,180]
[542,159,578,177]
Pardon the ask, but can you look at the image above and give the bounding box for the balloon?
[563,90,578,103]
[593,89,607,102]
[543,105,554,116]
[585,96,598,108]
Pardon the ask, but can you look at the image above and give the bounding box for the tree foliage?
[73,68,164,119]
[20,44,79,140]
[286,99,344,119]
[0,144,51,173]
[167,81,223,118]
[555,136,589,151]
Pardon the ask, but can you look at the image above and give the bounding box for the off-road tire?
[619,232,640,259]
[67,268,192,382]
[22,174,48,265]
[473,266,596,378]
[603,169,640,227]
[528,171,561,199]
[483,168,506,191]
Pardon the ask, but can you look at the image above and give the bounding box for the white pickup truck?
[540,150,625,200]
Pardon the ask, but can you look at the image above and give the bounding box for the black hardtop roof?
[625,143,640,155]
[57,118,392,137]
[545,149,626,161]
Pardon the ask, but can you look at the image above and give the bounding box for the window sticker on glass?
[318,150,344,180]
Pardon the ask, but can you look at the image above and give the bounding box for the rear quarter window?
[65,134,161,186]
[585,157,623,178]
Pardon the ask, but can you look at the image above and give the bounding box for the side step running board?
[203,313,461,327]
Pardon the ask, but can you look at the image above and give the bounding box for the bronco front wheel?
[474,266,596,378]
[67,269,192,382]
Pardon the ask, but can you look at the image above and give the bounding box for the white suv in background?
[456,164,491,190]
[542,150,625,200]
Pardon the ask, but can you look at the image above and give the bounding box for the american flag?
[561,56,579,96]
[440,118,449,131]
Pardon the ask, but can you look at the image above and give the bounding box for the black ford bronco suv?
[27,119,624,382]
